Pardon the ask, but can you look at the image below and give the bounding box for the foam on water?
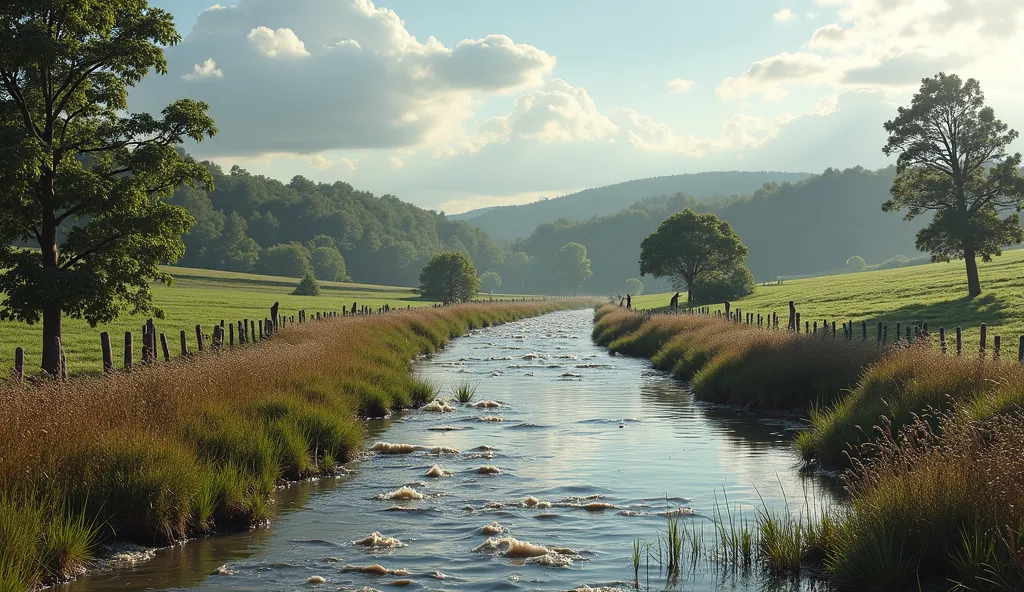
[353,532,406,549]
[420,400,456,413]
[478,415,503,422]
[522,496,552,508]
[370,442,422,454]
[306,575,326,584]
[342,564,409,576]
[469,400,503,408]
[423,464,451,478]
[376,487,424,501]
[476,465,501,475]
[480,522,504,535]
[428,446,460,454]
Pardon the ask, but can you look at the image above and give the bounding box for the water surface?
[67,309,835,592]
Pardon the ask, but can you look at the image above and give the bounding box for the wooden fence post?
[1019,335,1024,363]
[14,347,24,382]
[258,320,264,340]
[940,328,947,354]
[180,330,187,357]
[196,325,204,352]
[813,321,817,334]
[882,325,888,345]
[832,321,837,339]
[160,333,170,362]
[124,331,133,370]
[876,322,882,343]
[994,335,1001,360]
[896,322,901,342]
[141,324,152,365]
[980,324,987,359]
[100,332,112,372]
[250,320,255,342]
[862,320,867,341]
[229,322,235,347]
[956,327,963,356]
[271,302,280,333]
[788,301,796,331]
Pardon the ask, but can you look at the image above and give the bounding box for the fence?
[623,298,1024,363]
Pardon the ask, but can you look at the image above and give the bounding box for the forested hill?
[455,171,811,240]
[172,163,506,287]
[513,166,928,294]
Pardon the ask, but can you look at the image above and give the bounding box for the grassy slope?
[0,265,534,375]
[633,249,1024,350]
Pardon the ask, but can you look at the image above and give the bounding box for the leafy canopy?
[479,271,501,294]
[882,72,1024,296]
[418,251,479,302]
[0,1,217,332]
[639,209,749,304]
[556,242,592,295]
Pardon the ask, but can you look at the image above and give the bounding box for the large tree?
[0,1,217,376]
[556,242,592,296]
[882,73,1024,297]
[418,251,479,302]
[639,209,749,306]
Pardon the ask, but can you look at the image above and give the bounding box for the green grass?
[0,264,536,376]
[633,249,1024,353]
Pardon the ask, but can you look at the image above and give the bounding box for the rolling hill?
[454,171,811,240]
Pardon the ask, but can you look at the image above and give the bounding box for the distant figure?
[626,294,632,310]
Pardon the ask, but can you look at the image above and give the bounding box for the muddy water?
[67,309,837,592]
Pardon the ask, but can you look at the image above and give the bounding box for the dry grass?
[593,305,883,410]
[0,300,584,589]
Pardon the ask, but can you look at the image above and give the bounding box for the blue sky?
[141,0,1024,212]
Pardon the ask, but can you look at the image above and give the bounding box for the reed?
[451,380,479,404]
[0,300,585,587]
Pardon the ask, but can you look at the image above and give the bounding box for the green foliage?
[211,212,261,272]
[418,251,480,302]
[640,210,750,305]
[292,272,321,296]
[0,1,218,374]
[479,271,502,294]
[882,73,1024,297]
[689,262,754,305]
[309,246,348,282]
[257,243,311,278]
[556,242,593,295]
[846,256,866,273]
[624,277,644,296]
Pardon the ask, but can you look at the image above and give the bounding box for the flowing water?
[66,309,838,592]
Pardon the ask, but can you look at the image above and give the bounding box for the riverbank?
[591,304,1024,589]
[0,301,589,590]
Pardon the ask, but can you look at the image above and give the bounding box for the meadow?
[0,265,533,376]
[593,304,1024,588]
[633,249,1024,352]
[0,300,585,590]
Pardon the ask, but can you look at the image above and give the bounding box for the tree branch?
[60,234,122,269]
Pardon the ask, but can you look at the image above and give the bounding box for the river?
[66,309,837,592]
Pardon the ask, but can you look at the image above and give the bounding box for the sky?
[139,0,1024,213]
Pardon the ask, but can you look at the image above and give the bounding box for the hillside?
[456,171,811,240]
[632,248,1024,350]
[513,166,926,294]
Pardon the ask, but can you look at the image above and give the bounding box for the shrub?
[292,271,321,296]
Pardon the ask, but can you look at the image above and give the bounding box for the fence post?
[956,327,963,356]
[250,320,256,342]
[813,321,817,334]
[994,335,1001,360]
[940,328,947,354]
[832,321,837,339]
[896,322,901,342]
[180,330,187,357]
[876,322,882,343]
[196,325,204,352]
[258,320,264,340]
[882,325,888,345]
[160,333,170,362]
[99,332,113,372]
[805,321,809,334]
[788,301,796,331]
[124,331,133,370]
[1019,335,1024,363]
[795,312,801,332]
[862,320,867,341]
[229,322,235,347]
[14,347,24,382]
[980,324,987,359]
[141,324,152,365]
[271,302,280,334]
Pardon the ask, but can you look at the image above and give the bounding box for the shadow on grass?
[867,293,1008,335]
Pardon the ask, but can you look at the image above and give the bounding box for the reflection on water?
[67,309,837,592]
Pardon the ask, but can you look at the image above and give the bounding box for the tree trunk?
[686,285,693,308]
[40,206,62,376]
[964,243,982,298]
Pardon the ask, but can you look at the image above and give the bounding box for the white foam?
[470,400,503,408]
[371,442,422,454]
[306,575,327,584]
[478,415,503,422]
[377,486,424,501]
[476,465,501,475]
[353,532,406,548]
[421,400,456,413]
[424,464,451,478]
[481,522,505,535]
[428,446,461,454]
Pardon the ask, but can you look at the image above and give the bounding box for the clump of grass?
[0,300,587,585]
[451,380,479,404]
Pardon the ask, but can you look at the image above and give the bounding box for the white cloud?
[130,0,556,157]
[721,0,1024,100]
[773,8,794,22]
[305,154,336,170]
[341,157,360,171]
[667,78,696,93]
[389,156,406,168]
[247,26,310,58]
[182,58,223,80]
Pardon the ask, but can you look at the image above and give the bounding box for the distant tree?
[557,243,593,296]
[213,212,261,272]
[846,256,867,273]
[310,246,348,282]
[480,271,502,295]
[307,235,337,250]
[624,278,644,296]
[883,73,1024,297]
[689,262,755,305]
[258,243,311,278]
[292,271,321,296]
[0,2,218,375]
[419,251,479,302]
[639,210,749,306]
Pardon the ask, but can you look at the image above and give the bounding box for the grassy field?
[633,249,1024,351]
[0,265,535,376]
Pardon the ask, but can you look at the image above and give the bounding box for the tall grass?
[0,300,584,586]
[593,306,883,410]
